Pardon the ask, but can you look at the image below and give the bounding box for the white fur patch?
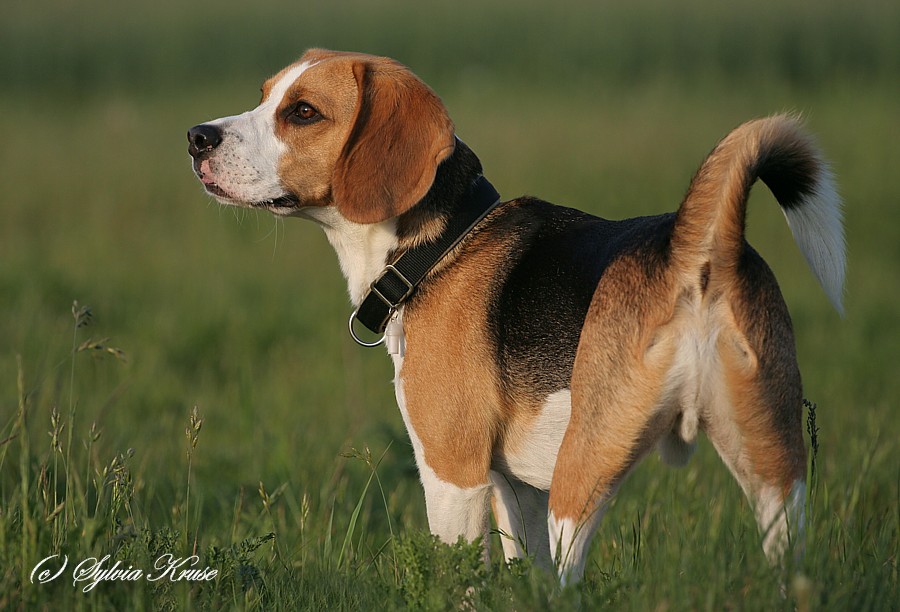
[300,208,399,306]
[782,169,846,315]
[548,511,599,586]
[652,299,728,466]
[493,389,571,490]
[757,480,806,562]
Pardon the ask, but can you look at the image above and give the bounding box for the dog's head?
[188,49,455,224]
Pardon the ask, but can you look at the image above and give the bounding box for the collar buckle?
[370,264,414,309]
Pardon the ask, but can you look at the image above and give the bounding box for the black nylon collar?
[350,175,501,340]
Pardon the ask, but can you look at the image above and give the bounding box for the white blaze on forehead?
[263,61,315,107]
[202,61,313,204]
[209,61,312,131]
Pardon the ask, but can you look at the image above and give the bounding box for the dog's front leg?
[420,468,493,545]
[490,472,552,568]
[393,361,493,549]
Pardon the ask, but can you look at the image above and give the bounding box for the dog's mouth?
[193,161,300,212]
[253,193,301,212]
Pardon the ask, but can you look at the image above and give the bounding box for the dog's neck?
[302,210,399,306]
[301,141,485,307]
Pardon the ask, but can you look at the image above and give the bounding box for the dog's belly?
[492,389,571,490]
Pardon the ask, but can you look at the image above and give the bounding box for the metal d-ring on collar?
[348,309,386,347]
[348,175,502,347]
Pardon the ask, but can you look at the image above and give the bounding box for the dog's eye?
[288,102,322,125]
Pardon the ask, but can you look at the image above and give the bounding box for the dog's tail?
[672,114,845,314]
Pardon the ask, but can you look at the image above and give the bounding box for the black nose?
[187,124,223,158]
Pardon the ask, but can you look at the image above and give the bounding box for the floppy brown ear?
[332,58,456,224]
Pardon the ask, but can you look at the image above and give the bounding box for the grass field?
[2,0,898,609]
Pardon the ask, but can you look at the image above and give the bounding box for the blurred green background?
[1,0,897,607]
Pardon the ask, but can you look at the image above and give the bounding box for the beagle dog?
[187,49,845,583]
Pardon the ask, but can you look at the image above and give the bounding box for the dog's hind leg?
[703,390,807,561]
[547,257,681,584]
[547,361,676,584]
[702,298,808,563]
[705,338,806,563]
